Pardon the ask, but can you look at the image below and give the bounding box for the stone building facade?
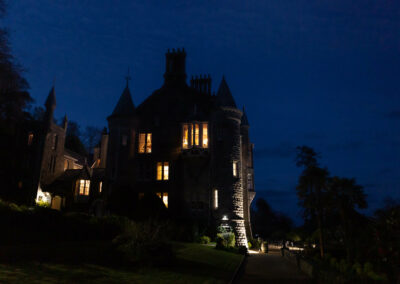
[106,49,256,246]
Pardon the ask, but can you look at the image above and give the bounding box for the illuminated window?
[146,133,152,153]
[139,133,152,153]
[156,162,169,181]
[233,161,238,177]
[64,160,69,171]
[214,189,218,209]
[99,181,103,193]
[27,133,34,146]
[202,124,208,148]
[194,124,199,145]
[156,192,168,208]
[182,124,189,149]
[78,180,90,196]
[182,122,208,149]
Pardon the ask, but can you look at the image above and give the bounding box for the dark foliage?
[251,198,293,240]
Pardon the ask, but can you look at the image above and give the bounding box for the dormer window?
[139,133,152,153]
[182,122,208,149]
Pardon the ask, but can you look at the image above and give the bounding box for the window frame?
[181,122,208,149]
[138,132,152,153]
[156,162,169,181]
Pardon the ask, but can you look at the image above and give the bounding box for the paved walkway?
[236,249,311,284]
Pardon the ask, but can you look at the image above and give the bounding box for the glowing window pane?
[146,133,152,153]
[85,180,90,195]
[163,193,168,208]
[139,133,146,153]
[195,124,199,145]
[99,181,102,193]
[202,124,208,148]
[214,189,218,209]
[27,133,34,146]
[190,124,194,146]
[233,162,238,177]
[157,162,162,180]
[79,180,85,195]
[182,124,189,149]
[163,162,169,180]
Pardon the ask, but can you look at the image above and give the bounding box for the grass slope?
[0,242,243,284]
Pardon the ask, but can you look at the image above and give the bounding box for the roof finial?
[125,67,131,87]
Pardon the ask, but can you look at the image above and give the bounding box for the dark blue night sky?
[4,0,400,223]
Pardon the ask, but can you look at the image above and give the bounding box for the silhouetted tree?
[296,146,329,258]
[327,176,367,261]
[0,0,33,199]
[83,126,102,153]
[252,198,293,240]
[65,121,87,156]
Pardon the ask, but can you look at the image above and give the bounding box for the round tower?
[213,77,248,247]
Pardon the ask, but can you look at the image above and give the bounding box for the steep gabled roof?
[241,106,250,126]
[216,76,237,108]
[45,86,56,108]
[111,85,135,117]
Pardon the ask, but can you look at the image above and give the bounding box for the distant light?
[222,215,228,221]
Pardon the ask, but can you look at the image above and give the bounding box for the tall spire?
[110,74,135,117]
[45,86,56,110]
[216,76,237,108]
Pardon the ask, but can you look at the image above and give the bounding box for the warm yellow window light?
[182,124,189,149]
[157,162,169,181]
[78,179,90,196]
[139,133,152,153]
[233,161,238,177]
[191,125,194,147]
[99,181,102,193]
[146,133,152,153]
[214,189,218,209]
[163,192,168,208]
[139,133,146,153]
[27,133,34,146]
[194,124,199,146]
[157,162,163,180]
[156,192,168,208]
[202,124,208,148]
[163,162,169,180]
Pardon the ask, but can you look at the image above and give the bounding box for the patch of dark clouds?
[385,110,400,119]
[254,142,296,160]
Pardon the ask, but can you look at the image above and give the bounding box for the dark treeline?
[294,145,399,282]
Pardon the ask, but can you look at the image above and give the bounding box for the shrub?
[197,235,211,244]
[247,241,252,249]
[352,262,363,275]
[249,238,261,250]
[36,200,50,208]
[113,219,174,266]
[215,232,235,249]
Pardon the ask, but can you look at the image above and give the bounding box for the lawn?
[0,242,243,284]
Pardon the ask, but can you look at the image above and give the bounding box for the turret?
[106,76,137,191]
[213,77,248,247]
[164,48,187,86]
